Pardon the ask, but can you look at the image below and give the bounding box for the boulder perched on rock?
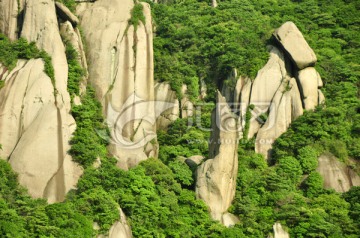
[317,153,360,193]
[274,21,317,70]
[196,91,239,226]
[221,22,324,160]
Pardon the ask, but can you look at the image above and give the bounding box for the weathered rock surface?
[98,208,132,238]
[78,0,158,169]
[196,91,239,226]
[0,59,82,203]
[274,21,317,70]
[181,84,194,118]
[317,153,360,193]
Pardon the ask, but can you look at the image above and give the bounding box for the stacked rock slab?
[0,0,82,203]
[78,0,158,170]
[196,91,239,226]
[222,21,324,159]
[274,21,324,110]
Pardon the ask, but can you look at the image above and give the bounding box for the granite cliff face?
[1,1,357,236]
[77,0,158,170]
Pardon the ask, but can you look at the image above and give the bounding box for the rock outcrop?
[196,91,239,226]
[221,22,324,159]
[78,0,158,170]
[317,153,360,193]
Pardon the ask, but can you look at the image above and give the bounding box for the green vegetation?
[0,34,54,84]
[56,0,77,12]
[0,0,359,237]
[129,3,146,31]
[65,43,85,98]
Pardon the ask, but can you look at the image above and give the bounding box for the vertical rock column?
[196,91,239,226]
[78,0,158,170]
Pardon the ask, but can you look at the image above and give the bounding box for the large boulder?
[0,59,82,203]
[78,0,158,169]
[196,91,239,226]
[274,21,317,70]
[317,153,360,193]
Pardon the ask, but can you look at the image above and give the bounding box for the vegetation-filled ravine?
[0,0,359,237]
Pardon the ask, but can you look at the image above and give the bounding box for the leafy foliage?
[129,3,146,31]
[65,43,84,98]
[0,34,54,84]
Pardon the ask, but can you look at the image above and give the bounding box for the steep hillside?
[0,0,359,237]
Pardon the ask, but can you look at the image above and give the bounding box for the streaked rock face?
[78,0,158,170]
